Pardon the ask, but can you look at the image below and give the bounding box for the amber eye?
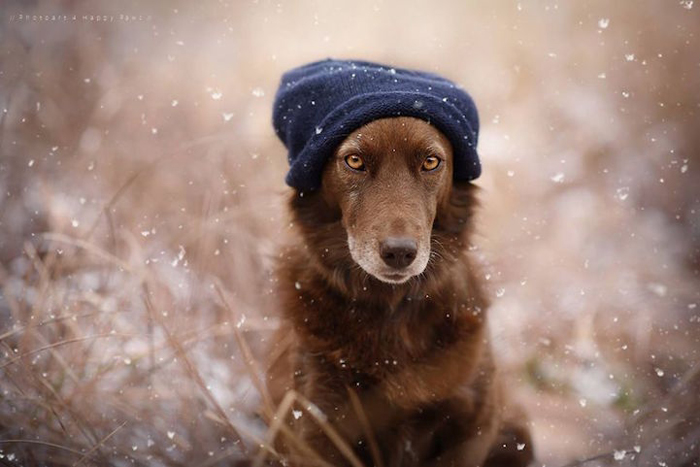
[344,154,365,171]
[422,156,441,171]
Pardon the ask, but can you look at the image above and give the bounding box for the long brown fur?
[267,117,533,467]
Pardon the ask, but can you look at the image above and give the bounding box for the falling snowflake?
[647,282,667,297]
[550,172,565,183]
[236,314,246,329]
[171,245,186,267]
[615,187,630,201]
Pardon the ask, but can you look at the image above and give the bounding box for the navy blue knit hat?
[272,58,481,191]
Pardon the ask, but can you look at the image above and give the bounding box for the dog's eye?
[344,154,365,171]
[422,156,441,171]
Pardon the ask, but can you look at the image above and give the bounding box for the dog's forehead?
[337,117,450,159]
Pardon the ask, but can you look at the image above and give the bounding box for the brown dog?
[267,117,533,467]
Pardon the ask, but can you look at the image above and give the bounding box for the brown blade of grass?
[0,439,93,461]
[253,389,365,467]
[83,168,146,242]
[346,386,384,467]
[42,232,135,274]
[269,414,335,466]
[0,351,70,430]
[0,333,137,371]
[200,409,290,467]
[142,281,248,454]
[22,239,55,284]
[0,310,126,342]
[21,241,58,329]
[558,448,639,467]
[293,391,365,467]
[29,325,81,385]
[35,380,71,436]
[35,375,101,448]
[103,198,118,256]
[71,421,127,466]
[99,321,227,386]
[214,281,275,419]
[630,360,700,425]
[119,230,157,376]
[252,389,300,467]
[249,390,334,467]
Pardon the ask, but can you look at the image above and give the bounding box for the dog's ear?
[433,181,480,234]
[288,188,341,229]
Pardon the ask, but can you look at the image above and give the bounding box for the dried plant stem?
[252,389,365,467]
[558,449,638,467]
[0,439,91,461]
[0,311,122,342]
[142,282,248,454]
[214,281,275,418]
[346,386,384,467]
[42,232,135,274]
[0,333,135,371]
[72,421,128,466]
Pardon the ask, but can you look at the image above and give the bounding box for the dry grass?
[1,1,699,465]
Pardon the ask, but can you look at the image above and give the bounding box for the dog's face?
[320,117,453,284]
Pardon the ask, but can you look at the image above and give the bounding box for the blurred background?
[1,1,699,465]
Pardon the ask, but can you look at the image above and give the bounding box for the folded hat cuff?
[285,91,480,191]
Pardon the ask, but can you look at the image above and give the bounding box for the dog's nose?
[380,237,418,269]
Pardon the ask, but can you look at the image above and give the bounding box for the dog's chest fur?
[269,243,498,466]
[280,247,485,387]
